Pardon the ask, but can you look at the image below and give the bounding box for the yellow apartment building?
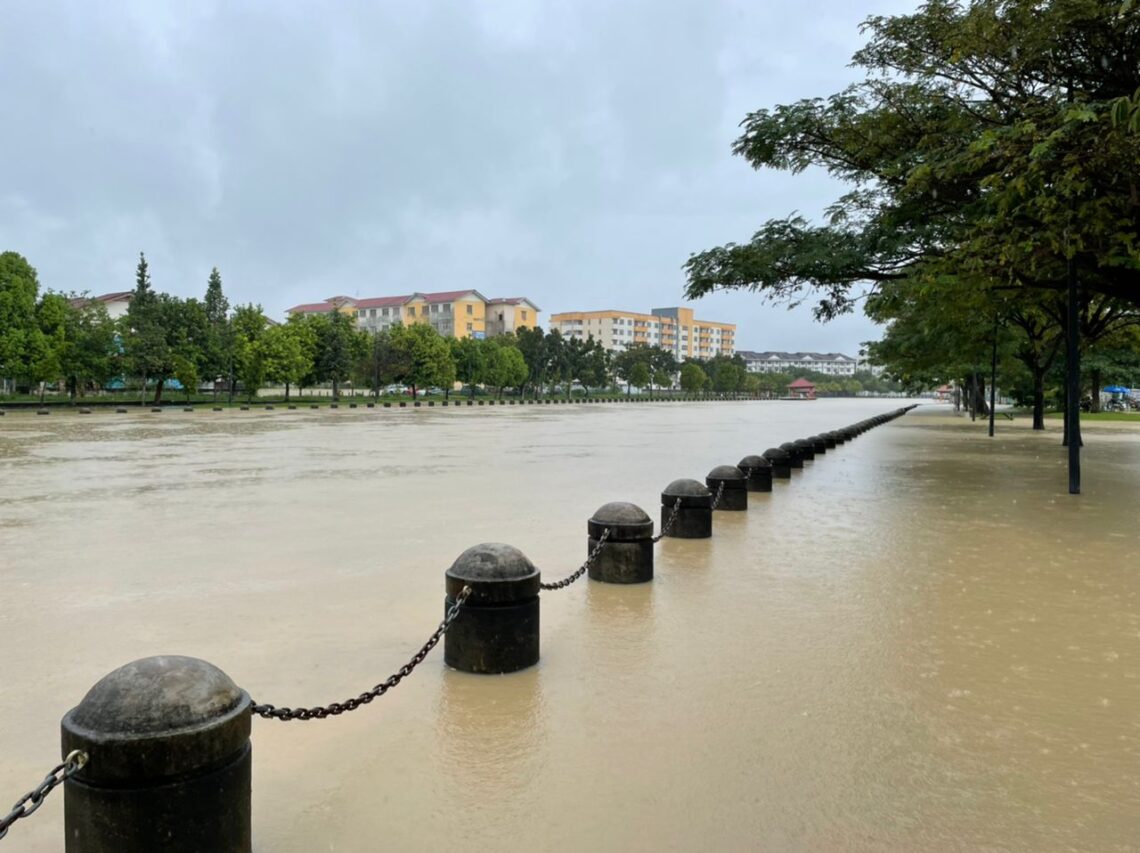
[285,291,540,340]
[549,306,735,360]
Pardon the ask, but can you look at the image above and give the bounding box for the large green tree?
[389,322,455,397]
[0,252,40,394]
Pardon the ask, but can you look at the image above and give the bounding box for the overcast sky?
[2,0,918,355]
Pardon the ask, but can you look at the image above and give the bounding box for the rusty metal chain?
[710,481,726,511]
[0,750,87,843]
[652,498,683,543]
[540,528,611,590]
[250,585,472,721]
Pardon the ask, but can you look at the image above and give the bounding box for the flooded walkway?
[1,401,1138,852]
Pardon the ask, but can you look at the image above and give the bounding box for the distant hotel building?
[286,291,540,340]
[738,351,859,377]
[548,307,735,360]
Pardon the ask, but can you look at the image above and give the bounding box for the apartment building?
[548,306,735,359]
[738,351,858,377]
[285,291,540,340]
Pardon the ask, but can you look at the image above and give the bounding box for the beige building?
[70,291,133,320]
[549,306,735,360]
[286,291,540,340]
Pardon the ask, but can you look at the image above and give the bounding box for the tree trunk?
[1032,369,1046,430]
[285,382,291,403]
[153,378,164,405]
[1090,368,1101,412]
[971,372,989,416]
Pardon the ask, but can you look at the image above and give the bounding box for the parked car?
[383,384,407,395]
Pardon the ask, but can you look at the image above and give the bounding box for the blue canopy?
[1103,385,1130,394]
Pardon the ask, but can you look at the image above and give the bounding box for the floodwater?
[1,400,1138,852]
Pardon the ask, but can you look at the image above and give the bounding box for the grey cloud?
[2,0,917,353]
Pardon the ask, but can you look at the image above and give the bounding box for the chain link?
[250,585,472,721]
[709,481,726,511]
[0,750,87,843]
[540,528,611,590]
[652,498,683,543]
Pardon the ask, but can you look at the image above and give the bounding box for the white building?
[738,351,859,377]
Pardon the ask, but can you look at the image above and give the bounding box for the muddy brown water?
[1,401,1138,852]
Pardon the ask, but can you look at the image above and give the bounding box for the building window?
[408,307,416,317]
[521,310,528,322]
[466,323,473,332]
[466,304,473,315]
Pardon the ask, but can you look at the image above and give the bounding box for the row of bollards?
[0,394,768,417]
[43,405,915,852]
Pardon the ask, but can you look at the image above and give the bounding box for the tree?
[613,343,655,396]
[451,336,488,398]
[679,361,708,392]
[203,267,231,399]
[0,252,40,394]
[314,311,363,399]
[122,252,168,402]
[515,326,547,395]
[389,322,455,397]
[485,341,528,398]
[231,304,268,401]
[60,298,118,398]
[259,323,312,401]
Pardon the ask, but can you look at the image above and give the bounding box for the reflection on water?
[1,403,1138,852]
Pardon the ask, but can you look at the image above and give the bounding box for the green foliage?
[389,322,455,395]
[0,252,41,387]
[684,0,1140,320]
[679,361,708,392]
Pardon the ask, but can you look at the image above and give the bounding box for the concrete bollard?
[444,544,540,674]
[762,447,792,479]
[779,442,805,469]
[588,502,654,584]
[821,431,837,449]
[61,656,251,853]
[706,466,747,511]
[792,438,815,462]
[660,479,713,538]
[737,455,773,492]
[808,435,827,456]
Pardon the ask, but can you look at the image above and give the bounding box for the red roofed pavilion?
[788,377,816,400]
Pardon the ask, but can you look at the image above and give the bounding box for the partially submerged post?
[60,656,252,853]
[588,502,653,583]
[444,544,540,674]
[737,455,773,492]
[706,466,747,510]
[660,479,713,538]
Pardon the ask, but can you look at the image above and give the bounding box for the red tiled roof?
[415,289,485,304]
[354,295,410,309]
[487,297,541,310]
[788,378,816,388]
[286,302,342,314]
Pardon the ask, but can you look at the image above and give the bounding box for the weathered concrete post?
[762,447,792,479]
[821,431,837,449]
[737,455,773,492]
[660,479,713,538]
[792,438,815,462]
[779,441,805,469]
[445,544,540,674]
[588,502,653,583]
[60,656,251,853]
[706,465,747,510]
[808,435,827,456]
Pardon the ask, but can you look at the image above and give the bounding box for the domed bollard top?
[821,431,838,449]
[706,465,747,511]
[61,656,252,853]
[737,455,773,492]
[779,441,805,469]
[808,435,828,455]
[792,439,815,462]
[445,543,540,674]
[588,502,654,583]
[763,447,792,479]
[660,478,713,538]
